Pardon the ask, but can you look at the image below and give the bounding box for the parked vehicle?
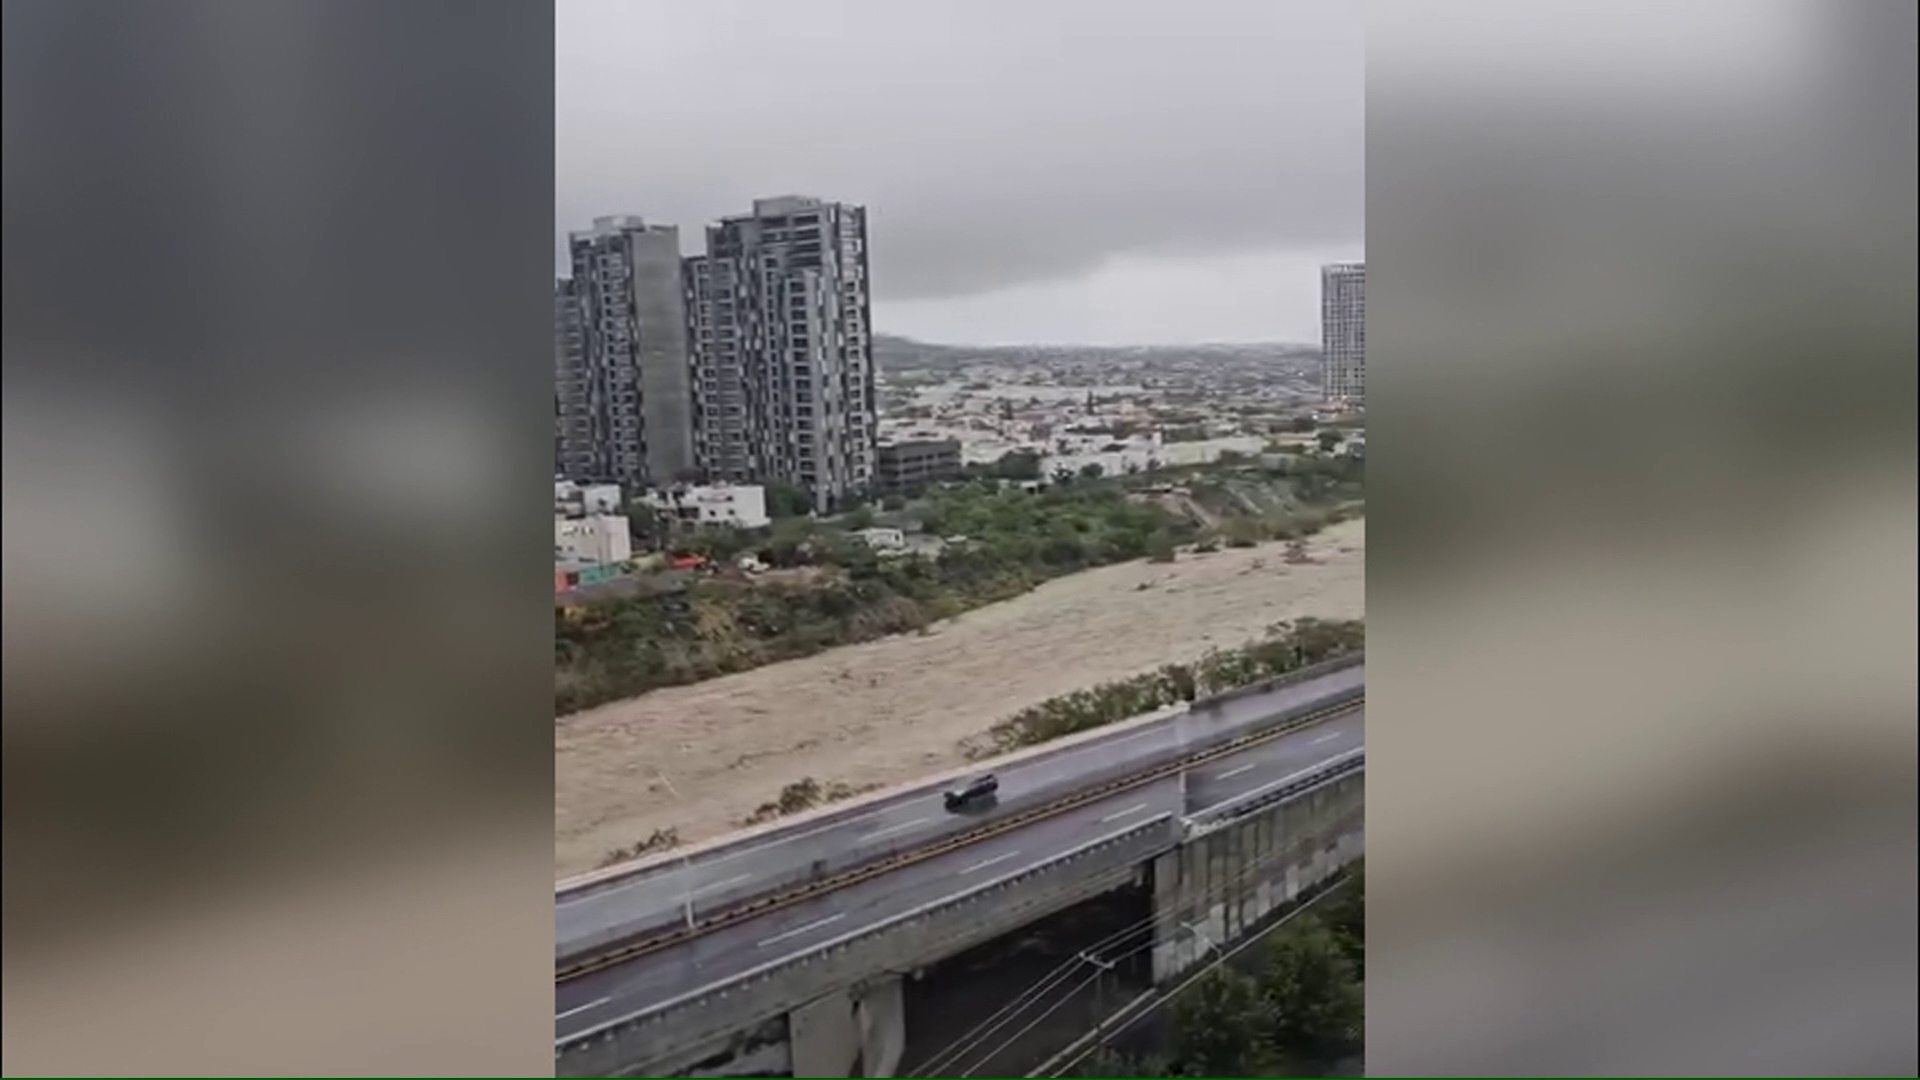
[943,773,999,811]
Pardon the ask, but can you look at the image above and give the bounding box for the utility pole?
[1181,919,1215,959]
[1176,714,1190,814]
[654,769,697,930]
[1080,948,1116,1020]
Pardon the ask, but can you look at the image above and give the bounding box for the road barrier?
[558,693,1364,982]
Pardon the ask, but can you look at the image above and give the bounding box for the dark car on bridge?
[943,773,999,811]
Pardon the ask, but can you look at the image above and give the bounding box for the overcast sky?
[556,0,1364,346]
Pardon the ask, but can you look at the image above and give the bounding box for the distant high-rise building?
[554,278,589,478]
[685,196,876,512]
[554,216,698,489]
[1321,262,1366,405]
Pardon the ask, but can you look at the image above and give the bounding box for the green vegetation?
[739,776,882,826]
[970,618,1364,758]
[595,826,680,869]
[1071,869,1366,1078]
[556,458,1362,716]
[765,481,813,519]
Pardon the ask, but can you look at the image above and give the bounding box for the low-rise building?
[555,480,623,518]
[640,483,770,530]
[876,438,962,493]
[555,514,632,566]
[852,526,907,553]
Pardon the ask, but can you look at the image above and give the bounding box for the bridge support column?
[1151,771,1367,986]
[1152,843,1212,983]
[855,975,905,1078]
[790,989,860,1078]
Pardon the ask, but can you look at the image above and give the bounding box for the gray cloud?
[558,0,1363,336]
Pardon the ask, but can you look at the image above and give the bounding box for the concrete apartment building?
[685,197,876,513]
[876,438,962,493]
[1321,261,1366,405]
[554,216,698,489]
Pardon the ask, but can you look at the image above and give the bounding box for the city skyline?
[557,0,1363,347]
[555,197,877,510]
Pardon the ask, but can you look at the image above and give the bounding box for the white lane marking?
[1105,726,1172,746]
[691,872,752,898]
[599,729,1167,887]
[961,851,1020,875]
[556,996,609,1021]
[560,717,1204,903]
[562,704,1323,906]
[1100,802,1149,823]
[859,816,931,842]
[704,815,881,869]
[1311,731,1342,745]
[756,913,845,949]
[1218,763,1259,780]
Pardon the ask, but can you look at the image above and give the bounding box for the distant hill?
[874,334,1319,374]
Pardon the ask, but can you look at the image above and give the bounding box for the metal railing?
[558,815,1180,1071]
[557,694,1363,982]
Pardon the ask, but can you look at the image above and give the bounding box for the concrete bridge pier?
[788,975,906,1077]
[856,976,905,1077]
[1150,771,1364,984]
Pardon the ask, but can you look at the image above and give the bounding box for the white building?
[555,479,623,517]
[852,526,907,553]
[641,483,770,530]
[555,514,632,566]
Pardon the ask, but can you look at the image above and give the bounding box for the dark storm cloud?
[556,0,1363,303]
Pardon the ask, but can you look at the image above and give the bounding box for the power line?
[957,967,1108,1077]
[912,808,1358,1075]
[1037,869,1356,1079]
[912,815,1360,1077]
[965,879,1346,1079]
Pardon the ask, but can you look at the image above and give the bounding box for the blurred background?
[3,1,556,1074]
[3,0,1914,1076]
[1367,0,1916,1074]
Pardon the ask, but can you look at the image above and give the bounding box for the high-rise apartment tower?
[685,197,876,512]
[1321,261,1366,405]
[553,216,698,489]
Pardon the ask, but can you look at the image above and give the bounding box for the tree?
[1320,866,1365,979]
[766,481,812,519]
[1256,915,1364,1068]
[988,449,1043,481]
[1289,415,1317,433]
[1316,429,1343,454]
[1069,1047,1177,1078]
[842,505,876,530]
[1172,967,1273,1077]
[626,504,669,550]
[1079,462,1105,481]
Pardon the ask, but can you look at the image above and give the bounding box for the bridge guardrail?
[1187,649,1364,715]
[1186,749,1365,829]
[557,814,1182,1073]
[558,652,1365,905]
[557,692,1363,980]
